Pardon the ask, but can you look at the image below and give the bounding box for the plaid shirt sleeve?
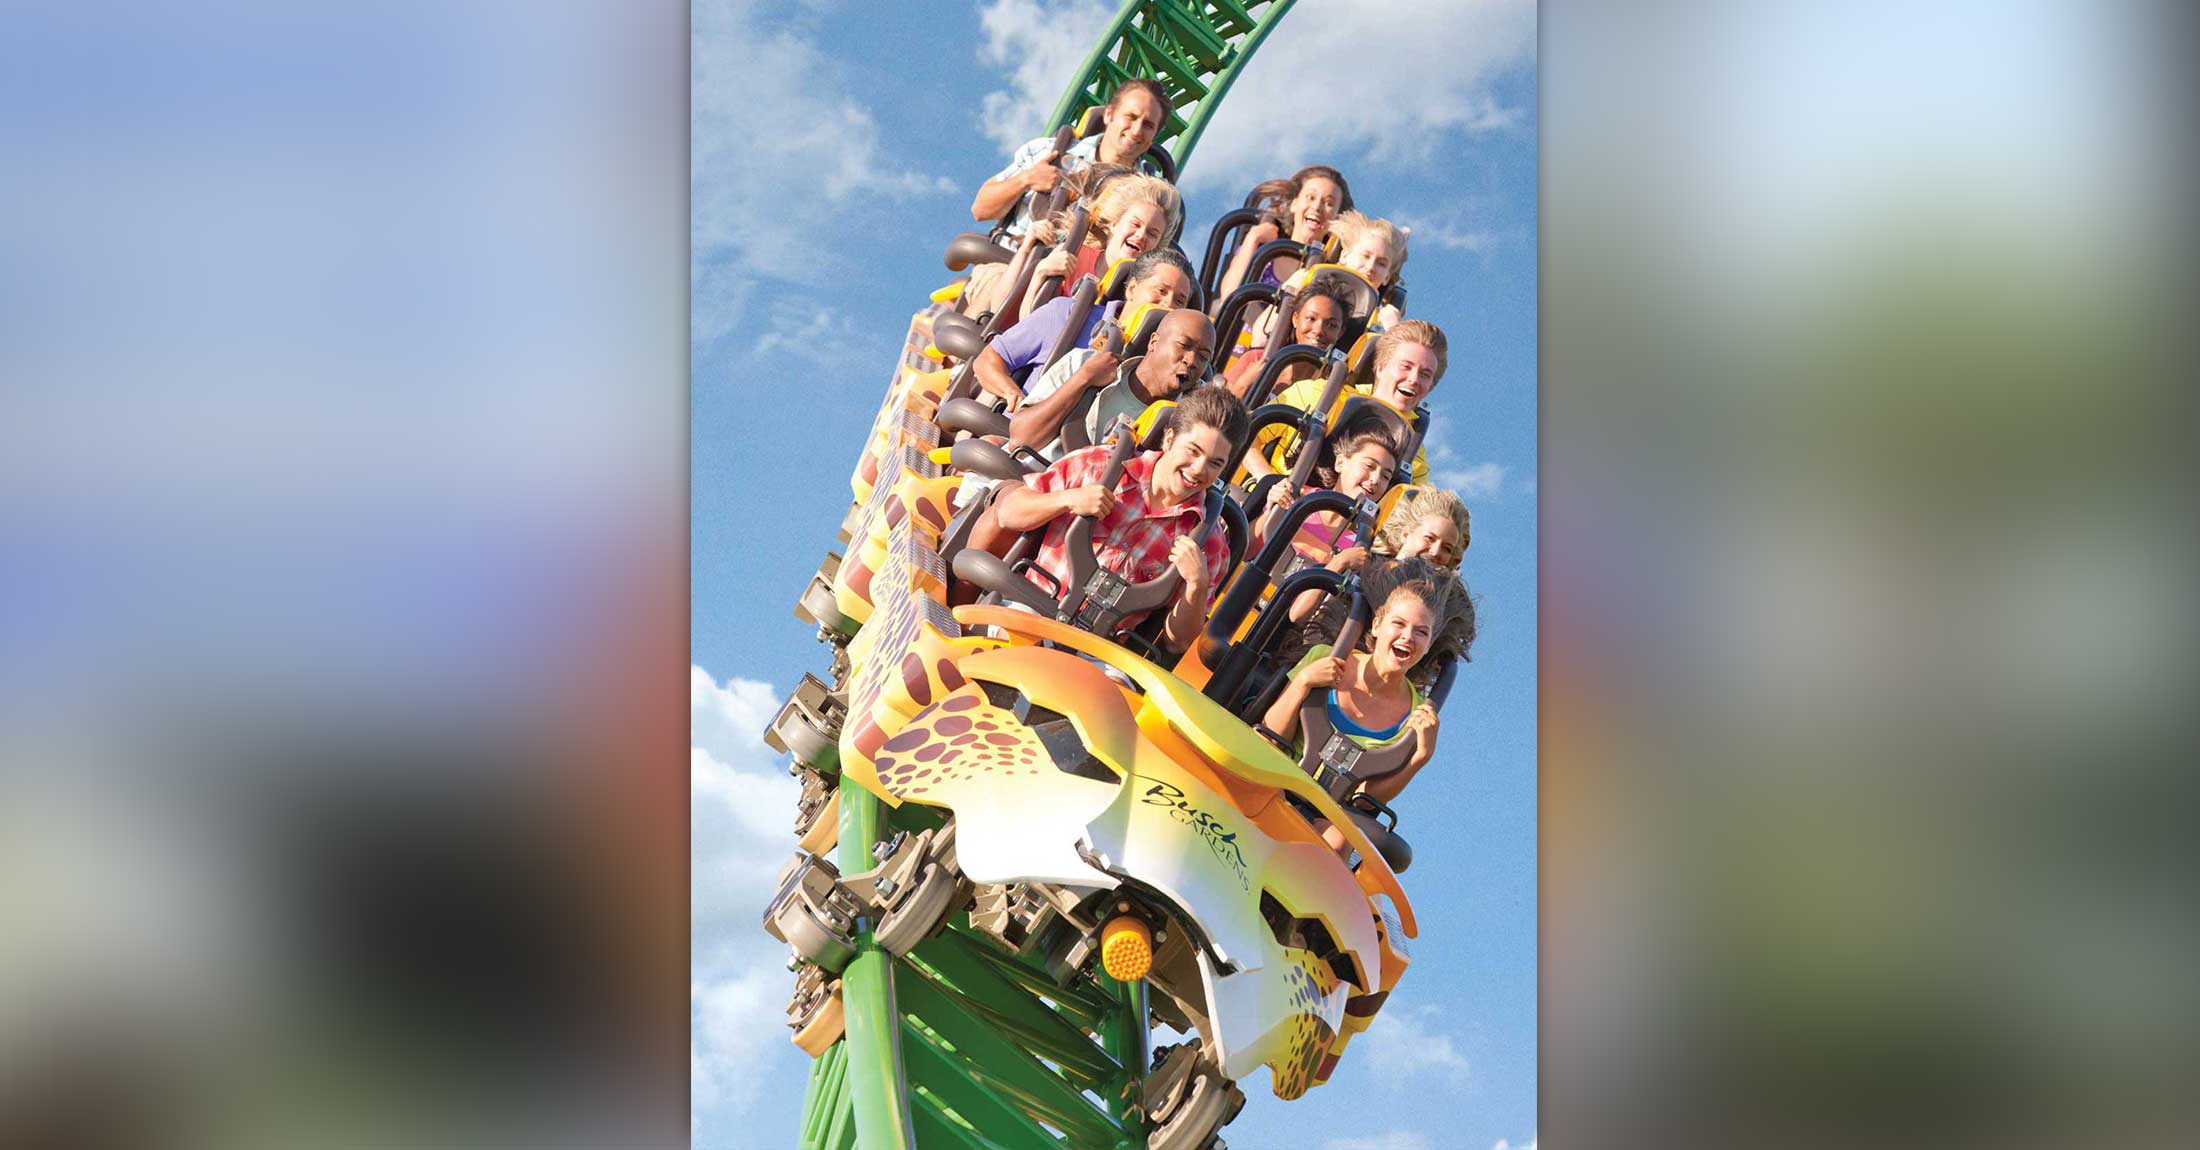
[1024,444,1110,498]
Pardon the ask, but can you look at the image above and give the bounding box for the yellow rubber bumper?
[1100,915,1153,982]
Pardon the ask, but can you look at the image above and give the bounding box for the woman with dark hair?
[1277,488,1478,693]
[1250,412,1399,564]
[1215,164,1354,301]
[1221,278,1348,402]
[1263,577,1446,809]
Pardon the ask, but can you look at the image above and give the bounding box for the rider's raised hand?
[1295,655,1345,690]
[1024,150,1065,194]
[1405,703,1440,765]
[1064,483,1115,519]
[1325,545,1369,574]
[1169,534,1207,594]
[1074,347,1121,390]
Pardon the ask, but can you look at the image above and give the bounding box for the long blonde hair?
[1083,173,1181,247]
[1374,486,1470,559]
[1329,211,1410,282]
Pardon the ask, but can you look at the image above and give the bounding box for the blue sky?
[691,2,1536,1147]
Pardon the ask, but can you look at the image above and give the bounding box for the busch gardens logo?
[1140,780,1250,891]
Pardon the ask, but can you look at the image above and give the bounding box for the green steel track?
[1047,0,1300,169]
[799,776,1153,1150]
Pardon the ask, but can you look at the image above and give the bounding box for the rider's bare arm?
[1008,351,1116,449]
[970,346,1025,407]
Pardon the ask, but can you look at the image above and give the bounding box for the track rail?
[1046,0,1299,168]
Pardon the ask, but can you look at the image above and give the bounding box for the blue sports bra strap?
[1326,691,1406,742]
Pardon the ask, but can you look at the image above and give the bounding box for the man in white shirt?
[970,79,1172,240]
[1011,308,1216,457]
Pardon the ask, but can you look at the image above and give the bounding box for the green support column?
[1094,972,1150,1148]
[800,1042,854,1150]
[837,776,917,1150]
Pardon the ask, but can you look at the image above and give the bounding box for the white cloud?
[973,0,1533,194]
[751,298,878,367]
[690,663,805,1127]
[1432,462,1507,501]
[693,0,957,348]
[1357,1003,1471,1086]
[690,666,798,946]
[1326,1133,1432,1150]
[690,662,782,769]
[974,0,1118,153]
[1398,199,1506,256]
[1492,1139,1537,1150]
[692,966,795,1120]
[1160,0,1535,192]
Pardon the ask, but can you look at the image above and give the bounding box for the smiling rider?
[989,386,1252,653]
[1248,319,1448,484]
[1008,307,1217,457]
[971,79,1173,241]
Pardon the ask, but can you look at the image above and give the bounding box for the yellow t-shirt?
[1250,379,1431,484]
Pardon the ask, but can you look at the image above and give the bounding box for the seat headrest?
[1116,303,1167,357]
[1279,264,1382,323]
[1333,395,1416,450]
[1099,256,1132,301]
[1132,401,1177,450]
[1344,331,1379,391]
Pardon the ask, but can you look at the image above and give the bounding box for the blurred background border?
[1,2,2192,1147]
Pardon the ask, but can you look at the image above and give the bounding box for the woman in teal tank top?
[1261,579,1444,808]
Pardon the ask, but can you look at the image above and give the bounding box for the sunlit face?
[1341,233,1394,287]
[1101,90,1166,165]
[1138,315,1215,397]
[1288,176,1343,242]
[1370,593,1434,675]
[1126,264,1192,310]
[1331,440,1396,503]
[1155,422,1231,502]
[1398,513,1464,570]
[1289,293,1344,349]
[1104,202,1167,266]
[1372,342,1441,410]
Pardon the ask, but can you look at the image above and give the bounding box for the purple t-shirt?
[994,296,1121,386]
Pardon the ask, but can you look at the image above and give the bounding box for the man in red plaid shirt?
[991,387,1253,652]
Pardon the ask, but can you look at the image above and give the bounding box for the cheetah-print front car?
[838,475,959,613]
[851,373,950,503]
[864,678,1123,889]
[1269,950,1346,1099]
[851,638,1381,1101]
[827,480,1397,1103]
